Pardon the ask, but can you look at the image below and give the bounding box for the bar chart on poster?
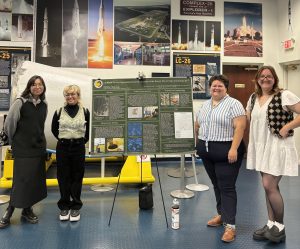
[91,77,195,156]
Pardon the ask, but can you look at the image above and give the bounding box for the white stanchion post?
[186,154,209,192]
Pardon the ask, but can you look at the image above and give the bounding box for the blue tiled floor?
[0,160,299,249]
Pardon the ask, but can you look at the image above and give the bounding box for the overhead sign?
[180,0,215,16]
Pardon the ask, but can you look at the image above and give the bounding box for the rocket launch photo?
[61,0,88,67]
[88,0,113,69]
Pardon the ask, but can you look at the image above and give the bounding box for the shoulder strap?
[57,107,62,119]
[250,93,256,112]
[16,97,24,104]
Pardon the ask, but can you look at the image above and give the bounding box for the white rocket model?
[41,8,49,57]
[97,0,105,58]
[193,25,198,49]
[210,24,215,48]
[178,23,181,45]
[72,0,80,58]
[97,0,104,37]
[17,15,23,38]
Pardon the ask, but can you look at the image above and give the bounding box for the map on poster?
[91,77,195,155]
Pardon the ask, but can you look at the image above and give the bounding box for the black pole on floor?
[154,154,168,228]
[108,155,125,226]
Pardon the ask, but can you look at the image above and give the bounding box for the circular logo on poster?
[94,79,103,88]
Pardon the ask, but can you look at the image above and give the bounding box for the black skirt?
[10,156,47,208]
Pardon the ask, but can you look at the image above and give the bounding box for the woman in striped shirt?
[195,74,246,243]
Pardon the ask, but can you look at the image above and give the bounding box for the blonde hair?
[63,85,82,105]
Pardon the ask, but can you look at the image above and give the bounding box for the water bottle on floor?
[171,198,180,229]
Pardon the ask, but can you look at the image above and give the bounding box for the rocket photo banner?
[34,0,113,68]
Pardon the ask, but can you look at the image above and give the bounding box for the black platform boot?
[0,206,15,229]
[21,207,38,224]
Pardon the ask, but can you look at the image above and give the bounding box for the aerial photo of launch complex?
[115,10,169,41]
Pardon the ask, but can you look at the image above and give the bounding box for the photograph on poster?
[88,0,113,69]
[61,0,88,67]
[0,12,11,41]
[127,137,142,152]
[170,93,180,105]
[114,42,142,65]
[205,21,221,51]
[142,43,170,66]
[11,52,30,71]
[93,95,109,116]
[160,93,170,106]
[114,5,170,43]
[94,137,105,153]
[171,19,187,50]
[12,0,33,14]
[35,0,62,66]
[0,76,8,88]
[11,14,33,41]
[128,106,143,119]
[143,106,158,119]
[224,2,262,57]
[193,64,206,74]
[0,0,12,12]
[128,122,142,137]
[192,75,206,93]
[106,138,124,152]
[188,20,204,51]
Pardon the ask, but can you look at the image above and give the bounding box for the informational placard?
[180,0,215,16]
[0,47,31,110]
[91,77,195,155]
[173,52,220,99]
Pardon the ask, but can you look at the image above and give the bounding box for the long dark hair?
[21,75,46,100]
[255,65,281,96]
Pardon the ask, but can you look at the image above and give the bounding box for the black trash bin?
[139,184,153,210]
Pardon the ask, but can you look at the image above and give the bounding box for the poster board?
[173,52,220,99]
[0,47,31,111]
[91,77,195,155]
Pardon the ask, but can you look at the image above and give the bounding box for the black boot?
[21,207,38,224]
[0,206,15,229]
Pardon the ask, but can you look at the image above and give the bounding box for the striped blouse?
[196,95,245,141]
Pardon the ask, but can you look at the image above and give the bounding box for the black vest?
[250,92,294,138]
[12,100,47,157]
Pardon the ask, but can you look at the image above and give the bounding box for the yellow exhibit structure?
[0,149,155,188]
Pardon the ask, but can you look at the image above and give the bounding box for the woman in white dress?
[246,65,300,243]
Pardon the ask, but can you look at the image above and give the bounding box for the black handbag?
[0,115,8,146]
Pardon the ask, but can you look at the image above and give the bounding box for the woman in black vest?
[0,75,47,229]
[246,65,300,243]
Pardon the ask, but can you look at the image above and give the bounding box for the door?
[223,65,258,147]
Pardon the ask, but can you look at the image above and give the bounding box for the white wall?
[277,0,300,65]
[277,0,300,159]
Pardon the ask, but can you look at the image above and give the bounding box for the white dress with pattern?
[246,90,300,176]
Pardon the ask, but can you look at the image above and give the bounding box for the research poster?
[91,77,195,155]
[0,47,31,110]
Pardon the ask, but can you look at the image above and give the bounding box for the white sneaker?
[70,210,80,222]
[59,210,70,221]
